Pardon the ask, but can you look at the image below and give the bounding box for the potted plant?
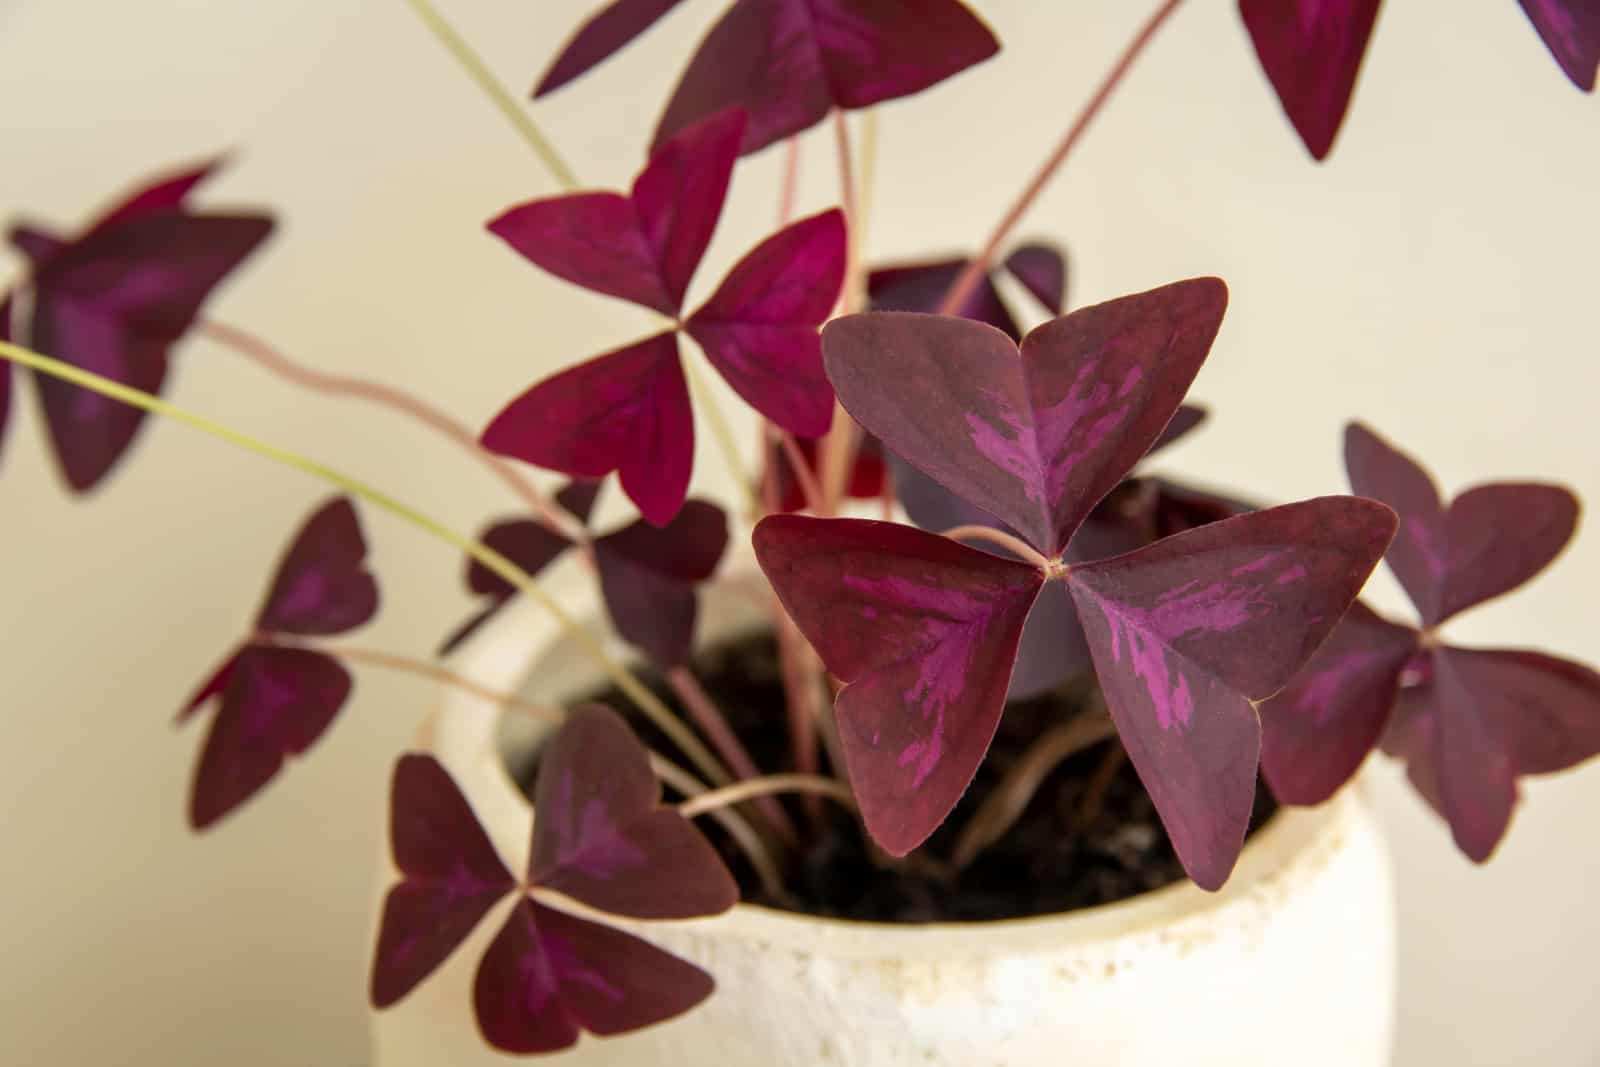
[3,1,1596,1064]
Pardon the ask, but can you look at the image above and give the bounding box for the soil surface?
[511,632,1278,923]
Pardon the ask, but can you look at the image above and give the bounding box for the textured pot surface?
[371,560,1397,1067]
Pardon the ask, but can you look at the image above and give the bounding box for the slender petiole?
[260,635,786,897]
[679,773,856,821]
[402,0,579,189]
[201,320,584,543]
[683,358,760,519]
[939,524,1054,571]
[949,709,1118,870]
[0,339,732,790]
[939,0,1186,315]
[665,665,800,845]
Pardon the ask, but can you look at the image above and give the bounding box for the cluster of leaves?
[371,706,736,1053]
[1261,425,1600,861]
[5,0,1600,1055]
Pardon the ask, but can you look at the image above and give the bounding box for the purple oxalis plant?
[1260,423,1600,861]
[371,706,735,1054]
[755,279,1398,888]
[4,0,1600,1057]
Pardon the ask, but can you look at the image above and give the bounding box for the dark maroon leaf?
[1238,0,1383,160]
[438,516,574,656]
[1434,483,1580,624]
[594,501,730,667]
[87,158,223,234]
[24,212,272,490]
[686,208,845,438]
[824,278,1228,556]
[255,497,380,635]
[753,515,1044,856]
[1148,404,1207,457]
[1065,497,1397,888]
[531,705,736,917]
[555,478,604,525]
[1343,421,1446,619]
[772,434,884,512]
[534,0,691,97]
[1259,600,1418,804]
[371,754,516,1008]
[176,648,241,725]
[1345,422,1580,624]
[474,898,713,1053]
[186,645,352,829]
[487,108,744,315]
[1439,647,1600,777]
[653,0,999,155]
[1003,242,1067,314]
[1519,0,1600,91]
[480,332,692,526]
[868,256,1020,340]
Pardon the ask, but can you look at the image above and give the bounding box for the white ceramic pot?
[371,556,1397,1067]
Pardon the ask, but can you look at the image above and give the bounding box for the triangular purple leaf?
[371,754,516,1009]
[753,515,1044,856]
[86,157,223,235]
[1345,422,1580,625]
[594,501,729,667]
[255,496,380,635]
[438,516,573,656]
[686,208,845,438]
[1066,497,1397,888]
[186,644,353,829]
[1003,242,1067,315]
[473,898,714,1054]
[481,332,693,526]
[1238,0,1383,160]
[1148,404,1207,457]
[1518,0,1600,91]
[824,278,1228,556]
[653,0,999,155]
[531,705,737,918]
[868,256,1021,340]
[534,0,691,97]
[24,211,273,490]
[555,478,605,526]
[1259,600,1418,804]
[1438,646,1600,777]
[487,109,744,315]
[1411,647,1520,862]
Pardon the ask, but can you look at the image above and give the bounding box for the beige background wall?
[1,1,1596,1064]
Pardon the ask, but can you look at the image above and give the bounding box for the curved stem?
[0,340,732,790]
[286,638,786,898]
[938,0,1186,316]
[665,666,799,845]
[679,773,855,821]
[949,711,1117,870]
[403,0,579,189]
[772,428,824,514]
[939,525,1053,570]
[200,320,582,542]
[651,759,786,900]
[683,358,758,518]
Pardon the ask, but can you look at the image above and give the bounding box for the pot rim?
[421,553,1366,962]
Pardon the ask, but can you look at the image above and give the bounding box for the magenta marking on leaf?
[755,515,1043,856]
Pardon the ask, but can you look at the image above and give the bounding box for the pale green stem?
[403,0,579,190]
[678,773,856,821]
[0,340,731,789]
[683,358,759,519]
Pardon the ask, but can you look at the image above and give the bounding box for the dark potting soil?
[511,631,1278,924]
